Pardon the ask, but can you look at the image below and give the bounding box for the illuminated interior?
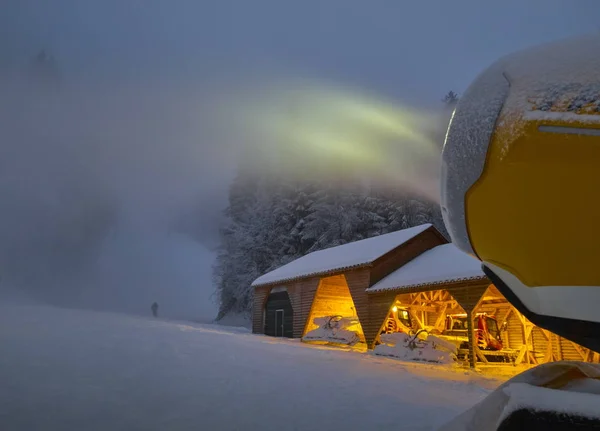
[303,274,365,343]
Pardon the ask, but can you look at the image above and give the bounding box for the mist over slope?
[0,54,225,321]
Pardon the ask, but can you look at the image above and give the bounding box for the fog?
[0,68,234,320]
[0,52,448,320]
[2,0,597,321]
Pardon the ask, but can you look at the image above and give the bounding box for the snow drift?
[0,304,499,431]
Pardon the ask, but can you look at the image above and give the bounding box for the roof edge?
[430,225,451,244]
[251,223,434,289]
[252,262,373,289]
[367,275,489,294]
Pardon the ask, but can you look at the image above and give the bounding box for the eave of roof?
[251,224,434,288]
[251,262,372,289]
[366,275,489,295]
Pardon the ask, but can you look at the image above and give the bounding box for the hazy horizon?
[1,0,598,320]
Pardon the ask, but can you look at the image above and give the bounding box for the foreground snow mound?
[303,316,361,345]
[438,361,600,431]
[374,332,457,364]
[215,312,252,330]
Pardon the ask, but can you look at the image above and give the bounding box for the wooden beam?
[409,309,425,330]
[474,345,489,364]
[407,304,438,313]
[572,343,590,361]
[434,304,448,332]
[515,345,527,365]
[500,308,513,344]
[542,330,554,363]
[481,296,507,302]
[450,285,488,313]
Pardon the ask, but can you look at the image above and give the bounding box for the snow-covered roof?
[368,243,485,293]
[252,224,433,287]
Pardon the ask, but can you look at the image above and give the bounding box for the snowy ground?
[0,305,503,431]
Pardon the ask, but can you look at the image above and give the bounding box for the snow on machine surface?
[437,32,600,429]
[374,329,458,364]
[302,315,362,346]
[376,305,457,364]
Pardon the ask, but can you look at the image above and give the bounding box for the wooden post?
[466,309,477,368]
[450,284,489,369]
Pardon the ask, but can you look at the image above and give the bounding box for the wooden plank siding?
[287,283,302,337]
[303,275,366,341]
[448,284,489,312]
[369,228,447,286]
[365,290,398,347]
[344,269,373,344]
[252,286,272,334]
[294,278,320,338]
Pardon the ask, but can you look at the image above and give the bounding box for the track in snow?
[0,305,501,431]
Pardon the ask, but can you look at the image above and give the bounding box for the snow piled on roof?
[252,224,432,287]
[368,243,484,293]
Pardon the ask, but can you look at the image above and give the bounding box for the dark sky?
[3,1,599,101]
[0,1,598,320]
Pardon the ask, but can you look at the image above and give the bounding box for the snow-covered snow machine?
[302,315,362,346]
[437,313,513,363]
[375,305,459,363]
[437,33,600,429]
[374,329,458,364]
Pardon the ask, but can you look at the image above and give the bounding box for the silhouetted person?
[151,302,159,318]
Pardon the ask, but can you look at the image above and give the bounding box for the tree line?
[213,91,459,320]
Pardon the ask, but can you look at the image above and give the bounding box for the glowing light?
[222,78,446,203]
[443,108,456,150]
[392,306,398,312]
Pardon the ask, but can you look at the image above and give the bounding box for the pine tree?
[442,90,459,107]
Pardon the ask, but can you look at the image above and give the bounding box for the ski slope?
[0,304,501,431]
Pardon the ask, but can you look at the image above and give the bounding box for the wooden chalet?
[252,225,600,368]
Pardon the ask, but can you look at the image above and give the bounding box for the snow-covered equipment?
[374,329,457,364]
[440,32,600,355]
[302,315,361,346]
[438,361,600,431]
[381,305,413,335]
[438,33,600,429]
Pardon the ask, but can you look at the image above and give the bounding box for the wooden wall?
[369,284,600,365]
[364,290,398,347]
[344,269,376,345]
[252,286,271,334]
[290,278,320,338]
[252,278,321,338]
[474,285,600,365]
[369,228,446,286]
[303,274,365,341]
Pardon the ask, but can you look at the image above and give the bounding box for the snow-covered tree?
[213,91,462,318]
[442,90,459,107]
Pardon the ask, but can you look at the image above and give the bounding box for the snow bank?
[369,243,485,292]
[500,381,600,424]
[0,304,497,431]
[374,332,457,364]
[252,224,431,287]
[437,361,600,431]
[215,312,252,330]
